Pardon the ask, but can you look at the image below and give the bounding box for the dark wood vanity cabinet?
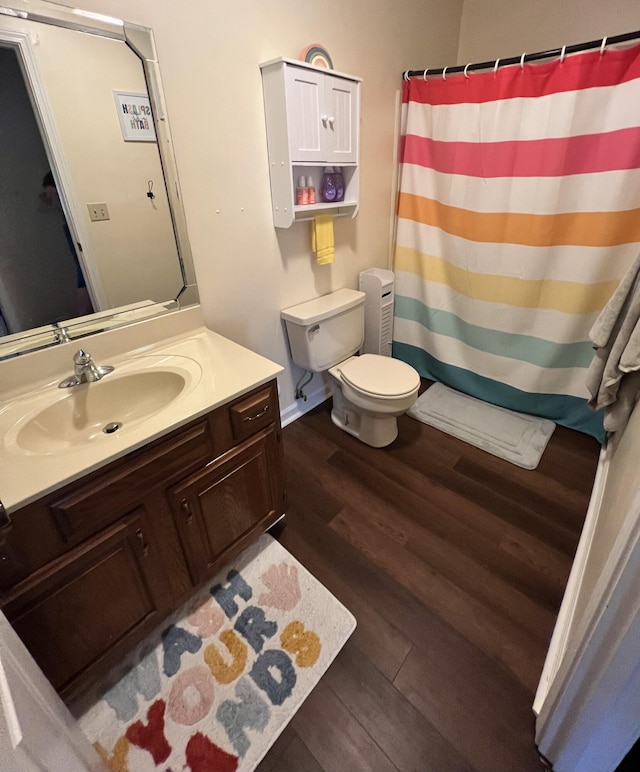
[0,380,286,700]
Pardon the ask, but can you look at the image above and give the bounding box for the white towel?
[586,251,640,432]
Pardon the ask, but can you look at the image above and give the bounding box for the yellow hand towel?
[311,215,334,264]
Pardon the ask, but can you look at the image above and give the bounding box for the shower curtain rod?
[402,29,640,80]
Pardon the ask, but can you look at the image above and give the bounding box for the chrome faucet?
[58,349,114,388]
[54,324,70,343]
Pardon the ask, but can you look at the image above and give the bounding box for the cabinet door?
[3,510,162,695]
[324,75,359,163]
[169,429,279,584]
[285,67,359,163]
[285,66,323,162]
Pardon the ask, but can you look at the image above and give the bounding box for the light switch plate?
[87,202,110,221]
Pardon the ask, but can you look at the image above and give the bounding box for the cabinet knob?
[321,114,328,124]
[181,499,193,524]
[136,528,149,557]
[327,115,335,126]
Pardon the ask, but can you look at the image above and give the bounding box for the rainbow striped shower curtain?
[392,44,640,441]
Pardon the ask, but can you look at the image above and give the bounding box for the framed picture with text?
[113,91,156,142]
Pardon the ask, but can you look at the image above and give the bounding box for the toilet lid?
[340,354,420,398]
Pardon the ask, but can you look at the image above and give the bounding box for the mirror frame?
[0,0,198,359]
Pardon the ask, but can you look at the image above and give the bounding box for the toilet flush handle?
[308,324,320,335]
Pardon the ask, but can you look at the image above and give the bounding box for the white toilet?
[281,288,420,447]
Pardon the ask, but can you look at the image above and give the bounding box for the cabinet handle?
[181,499,193,524]
[136,528,149,557]
[0,504,11,547]
[0,504,11,531]
[242,404,269,423]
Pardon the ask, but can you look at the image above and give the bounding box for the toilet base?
[329,381,399,448]
[330,405,399,447]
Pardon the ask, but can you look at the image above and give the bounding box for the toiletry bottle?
[306,175,316,204]
[333,167,345,202]
[320,166,337,202]
[296,175,309,205]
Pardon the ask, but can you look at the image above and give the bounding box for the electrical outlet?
[87,202,110,222]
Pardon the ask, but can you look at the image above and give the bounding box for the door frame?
[0,612,106,771]
[535,424,640,771]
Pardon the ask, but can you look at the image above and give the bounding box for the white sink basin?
[0,323,284,514]
[3,355,202,455]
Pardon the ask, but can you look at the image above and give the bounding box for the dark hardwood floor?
[258,386,600,772]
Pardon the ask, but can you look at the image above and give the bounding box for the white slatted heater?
[359,268,395,356]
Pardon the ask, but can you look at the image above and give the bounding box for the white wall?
[37,26,182,311]
[459,0,640,63]
[57,0,464,415]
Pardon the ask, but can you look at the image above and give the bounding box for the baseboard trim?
[280,383,331,427]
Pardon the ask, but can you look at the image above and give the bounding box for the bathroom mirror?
[0,0,197,359]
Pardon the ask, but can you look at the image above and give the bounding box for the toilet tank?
[281,289,365,372]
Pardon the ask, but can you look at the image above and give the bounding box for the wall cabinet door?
[284,66,359,164]
[324,75,359,162]
[3,510,162,695]
[169,429,279,585]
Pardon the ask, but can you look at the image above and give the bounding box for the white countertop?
[0,316,282,513]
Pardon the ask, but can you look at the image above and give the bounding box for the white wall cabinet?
[284,65,359,164]
[260,57,361,228]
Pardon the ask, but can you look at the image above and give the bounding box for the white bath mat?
[408,383,556,469]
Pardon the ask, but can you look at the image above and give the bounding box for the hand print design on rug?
[78,534,356,772]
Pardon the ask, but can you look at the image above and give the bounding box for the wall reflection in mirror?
[0,1,197,359]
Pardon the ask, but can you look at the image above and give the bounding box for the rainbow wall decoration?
[393,44,640,441]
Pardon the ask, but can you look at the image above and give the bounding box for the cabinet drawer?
[230,384,275,442]
[51,420,212,544]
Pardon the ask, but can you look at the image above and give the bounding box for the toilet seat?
[339,354,420,399]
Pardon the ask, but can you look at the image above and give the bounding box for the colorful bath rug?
[408,382,556,469]
[77,533,356,771]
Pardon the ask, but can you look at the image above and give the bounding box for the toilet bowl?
[281,288,421,448]
[329,354,420,447]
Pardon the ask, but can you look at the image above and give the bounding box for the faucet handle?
[59,349,113,388]
[73,349,92,365]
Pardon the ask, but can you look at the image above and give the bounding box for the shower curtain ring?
[494,58,500,73]
[560,45,567,63]
[520,52,526,69]
[423,69,429,81]
[403,70,409,81]
[463,63,470,79]
[442,66,448,80]
[600,37,608,55]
